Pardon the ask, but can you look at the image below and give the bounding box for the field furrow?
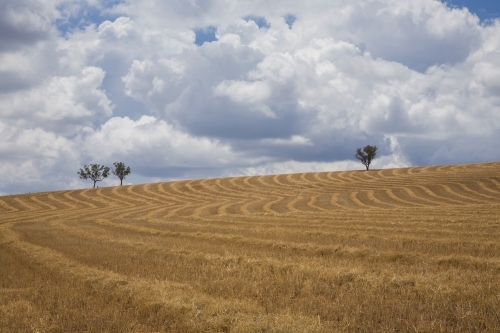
[0,198,19,213]
[2,162,500,332]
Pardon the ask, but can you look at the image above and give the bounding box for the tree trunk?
[120,178,123,186]
[93,180,96,188]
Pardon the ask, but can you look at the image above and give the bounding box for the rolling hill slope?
[1,162,500,332]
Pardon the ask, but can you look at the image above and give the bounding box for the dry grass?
[1,162,500,332]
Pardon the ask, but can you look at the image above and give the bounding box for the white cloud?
[1,0,500,194]
[0,0,59,50]
[260,135,313,146]
[238,152,409,177]
[82,115,238,169]
[98,16,135,40]
[0,66,113,134]
[122,59,156,100]
[214,80,270,104]
[0,122,79,193]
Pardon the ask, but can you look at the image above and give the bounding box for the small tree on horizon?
[112,162,131,186]
[355,145,378,170]
[78,164,110,188]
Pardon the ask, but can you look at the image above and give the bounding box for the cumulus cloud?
[214,80,270,104]
[0,66,113,135]
[82,115,237,170]
[0,0,59,50]
[1,0,500,194]
[0,122,79,194]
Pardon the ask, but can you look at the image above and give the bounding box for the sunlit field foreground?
[1,163,500,332]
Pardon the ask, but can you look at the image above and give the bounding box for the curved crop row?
[1,162,500,332]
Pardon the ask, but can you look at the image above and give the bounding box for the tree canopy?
[355,145,378,170]
[112,162,131,186]
[77,164,110,188]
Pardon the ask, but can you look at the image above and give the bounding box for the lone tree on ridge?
[355,145,378,170]
[112,162,131,186]
[77,164,110,188]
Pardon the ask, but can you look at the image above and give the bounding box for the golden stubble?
[1,162,500,332]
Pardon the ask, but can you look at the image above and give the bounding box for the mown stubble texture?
[1,162,500,332]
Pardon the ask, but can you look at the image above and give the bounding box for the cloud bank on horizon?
[1,0,500,194]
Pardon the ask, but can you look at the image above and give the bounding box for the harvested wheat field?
[1,162,500,332]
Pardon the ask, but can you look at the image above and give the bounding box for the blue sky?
[1,0,500,194]
[53,1,500,48]
[56,1,500,47]
[447,0,500,21]
[193,2,500,47]
[56,0,122,35]
[195,16,271,46]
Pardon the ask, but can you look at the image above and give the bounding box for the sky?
[447,0,500,21]
[1,0,500,194]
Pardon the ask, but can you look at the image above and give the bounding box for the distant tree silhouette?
[112,162,131,186]
[78,164,110,188]
[355,145,378,170]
